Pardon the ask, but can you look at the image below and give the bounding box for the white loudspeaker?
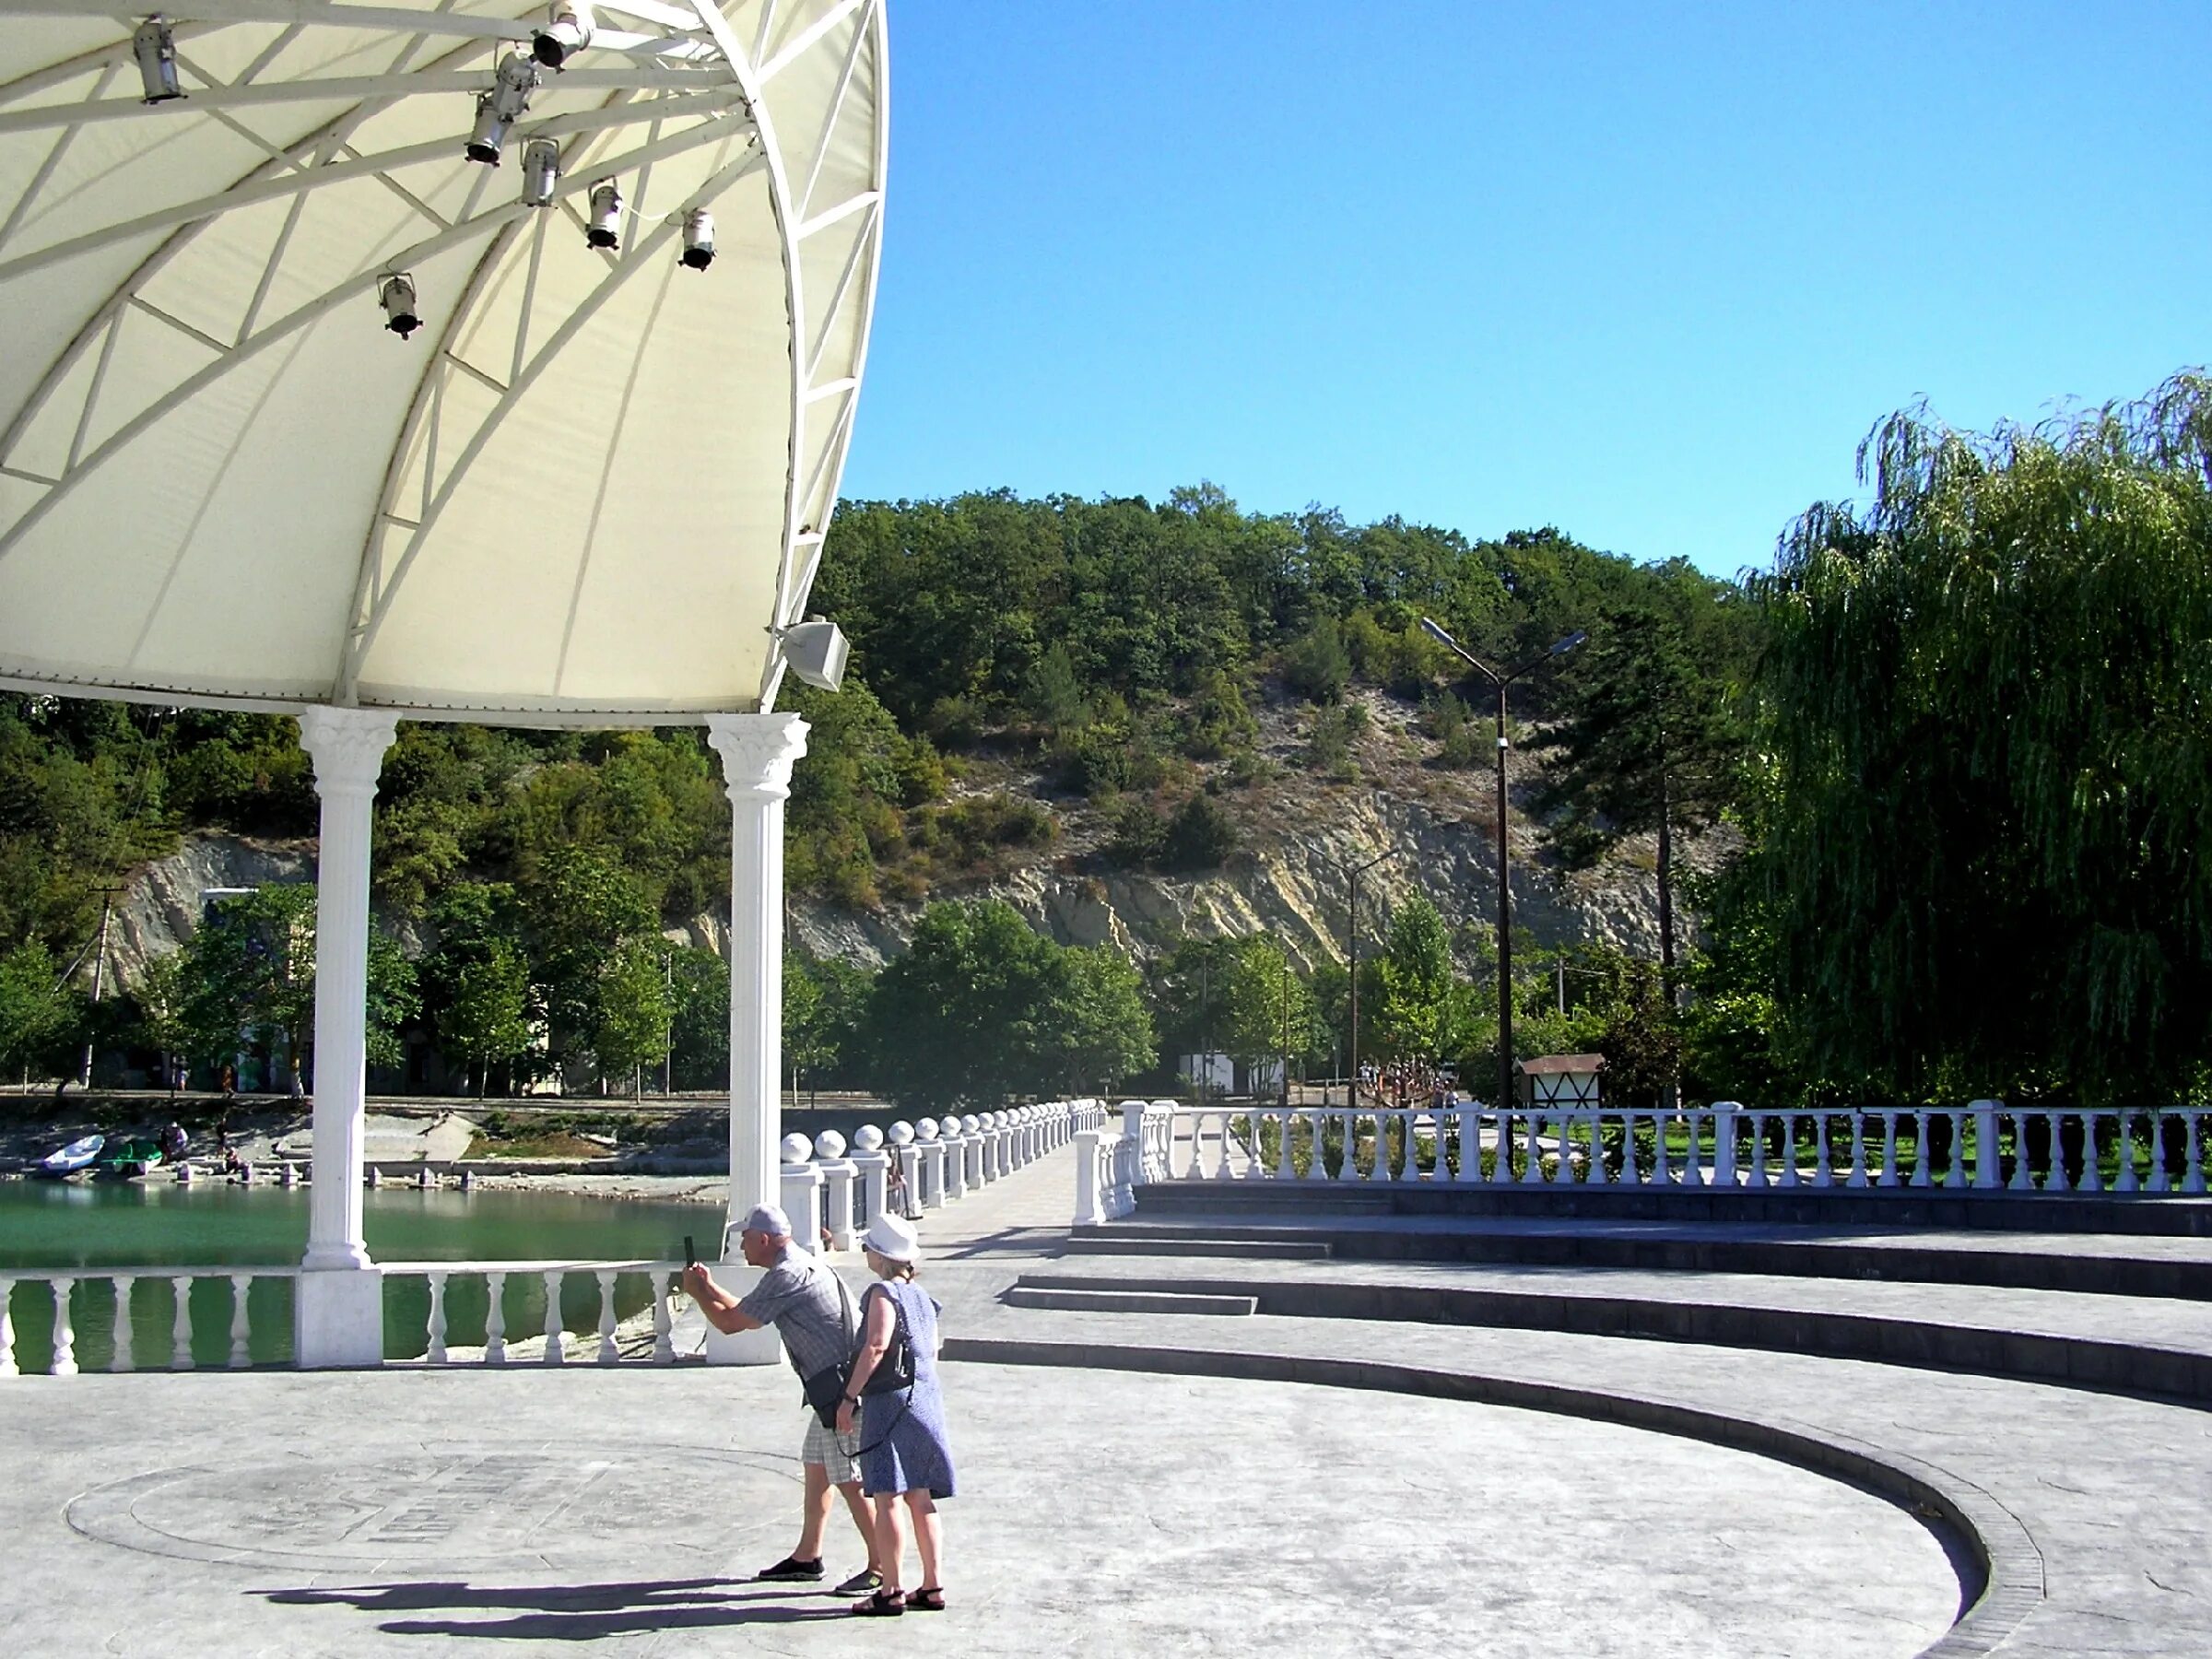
[781,619,849,691]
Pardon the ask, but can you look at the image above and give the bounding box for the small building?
[1516,1053,1605,1109]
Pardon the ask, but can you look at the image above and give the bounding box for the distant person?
[684,1205,884,1596]
[839,1213,956,1617]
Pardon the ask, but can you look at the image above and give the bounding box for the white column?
[293,706,397,1369]
[706,713,808,1367]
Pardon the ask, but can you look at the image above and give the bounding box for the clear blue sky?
[836,3,2208,582]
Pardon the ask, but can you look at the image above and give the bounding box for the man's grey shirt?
[737,1244,853,1377]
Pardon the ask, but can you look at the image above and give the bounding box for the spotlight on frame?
[134,17,184,104]
[533,1,595,69]
[521,137,561,206]
[586,178,624,249]
[465,49,539,165]
[379,273,421,339]
[680,208,716,270]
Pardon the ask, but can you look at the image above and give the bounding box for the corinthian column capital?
[296,707,400,798]
[707,712,809,804]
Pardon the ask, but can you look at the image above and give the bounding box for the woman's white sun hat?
[863,1212,921,1264]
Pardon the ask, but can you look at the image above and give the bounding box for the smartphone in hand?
[684,1234,697,1269]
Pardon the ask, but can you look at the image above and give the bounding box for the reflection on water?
[0,1179,717,1371]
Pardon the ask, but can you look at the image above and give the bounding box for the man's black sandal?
[904,1587,946,1612]
[853,1589,904,1617]
[755,1556,824,1583]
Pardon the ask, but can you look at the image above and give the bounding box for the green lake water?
[0,1179,717,1372]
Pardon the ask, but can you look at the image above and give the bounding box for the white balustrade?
[595,1269,620,1365]
[227,1275,252,1369]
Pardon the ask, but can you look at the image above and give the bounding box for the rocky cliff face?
[784,791,1685,974]
[104,832,311,984]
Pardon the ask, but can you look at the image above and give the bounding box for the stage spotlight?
[134,18,183,104]
[521,137,561,206]
[379,274,421,339]
[465,50,539,164]
[680,208,716,270]
[533,1,595,69]
[586,179,623,249]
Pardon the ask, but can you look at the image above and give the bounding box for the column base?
[703,1324,782,1366]
[295,1266,385,1369]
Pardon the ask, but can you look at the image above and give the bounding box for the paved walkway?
[8,1145,2212,1654]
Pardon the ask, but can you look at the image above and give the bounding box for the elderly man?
[685,1203,882,1594]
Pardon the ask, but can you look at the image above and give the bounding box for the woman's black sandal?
[904,1588,946,1612]
[853,1589,905,1618]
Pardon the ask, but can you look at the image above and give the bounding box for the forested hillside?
[6,375,2209,1113]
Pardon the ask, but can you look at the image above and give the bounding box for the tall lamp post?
[1418,618,1586,1115]
[1335,849,1394,1106]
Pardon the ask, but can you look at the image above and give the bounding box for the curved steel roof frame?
[0,0,888,724]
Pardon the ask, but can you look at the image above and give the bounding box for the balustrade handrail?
[3,1098,1100,1381]
[1074,1100,2211,1209]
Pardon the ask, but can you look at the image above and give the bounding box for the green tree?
[1532,579,1752,974]
[864,900,1065,1111]
[1043,945,1157,1093]
[668,945,731,1090]
[1216,935,1320,1089]
[521,845,655,1081]
[439,939,532,1096]
[1371,893,1469,1062]
[1739,375,2212,1103]
[0,940,70,1080]
[591,939,675,1099]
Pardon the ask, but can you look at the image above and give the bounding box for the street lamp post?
[1335,849,1394,1107]
[1419,618,1586,1116]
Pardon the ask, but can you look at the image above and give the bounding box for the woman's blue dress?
[857,1278,956,1498]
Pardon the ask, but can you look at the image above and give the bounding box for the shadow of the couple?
[264,1576,854,1640]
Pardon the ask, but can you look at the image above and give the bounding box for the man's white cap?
[863,1212,920,1263]
[741,1203,792,1238]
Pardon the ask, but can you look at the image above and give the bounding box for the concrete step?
[1068,1235,1334,1260]
[1076,1218,2212,1300]
[1018,1265,2212,1405]
[1133,1179,2212,1236]
[1003,1283,1256,1316]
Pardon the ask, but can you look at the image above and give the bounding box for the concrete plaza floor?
[7,1141,2208,1655]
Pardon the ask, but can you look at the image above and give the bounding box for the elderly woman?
[836,1213,956,1616]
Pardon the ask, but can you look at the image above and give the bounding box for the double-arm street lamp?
[1418,618,1586,1116]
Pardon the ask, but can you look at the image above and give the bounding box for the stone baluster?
[595,1270,620,1366]
[170,1277,194,1371]
[1652,1112,1673,1186]
[2080,1112,2106,1194]
[227,1275,251,1370]
[1000,1111,1018,1177]
[1845,1114,1868,1189]
[2006,1110,2033,1192]
[1812,1117,1833,1188]
[426,1271,449,1365]
[1744,1114,1768,1188]
[2115,1111,2140,1194]
[652,1272,676,1364]
[2185,1113,2206,1195]
[928,1120,953,1205]
[541,1268,567,1365]
[1369,1109,1394,1183]
[1518,1112,1543,1184]
[1779,1114,1801,1187]
[1878,1112,1900,1188]
[1453,1106,1478,1183]
[108,1275,135,1373]
[1403,1108,1423,1180]
[942,1119,968,1202]
[1973,1101,2001,1191]
[0,1277,14,1379]
[851,1127,888,1229]
[484,1270,509,1365]
[2046,1113,2072,1194]
[48,1277,76,1377]
[1681,1110,1704,1187]
[1906,1111,1929,1188]
[912,1121,939,1206]
[2148,1112,2173,1195]
[818,1133,856,1251]
[781,1133,824,1245]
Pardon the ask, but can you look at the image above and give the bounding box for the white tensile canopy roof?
[0,1,885,724]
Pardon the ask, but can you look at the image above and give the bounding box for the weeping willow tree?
[1743,373,2212,1105]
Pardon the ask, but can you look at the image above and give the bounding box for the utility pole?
[1419,619,1585,1112]
[76,887,122,1090]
